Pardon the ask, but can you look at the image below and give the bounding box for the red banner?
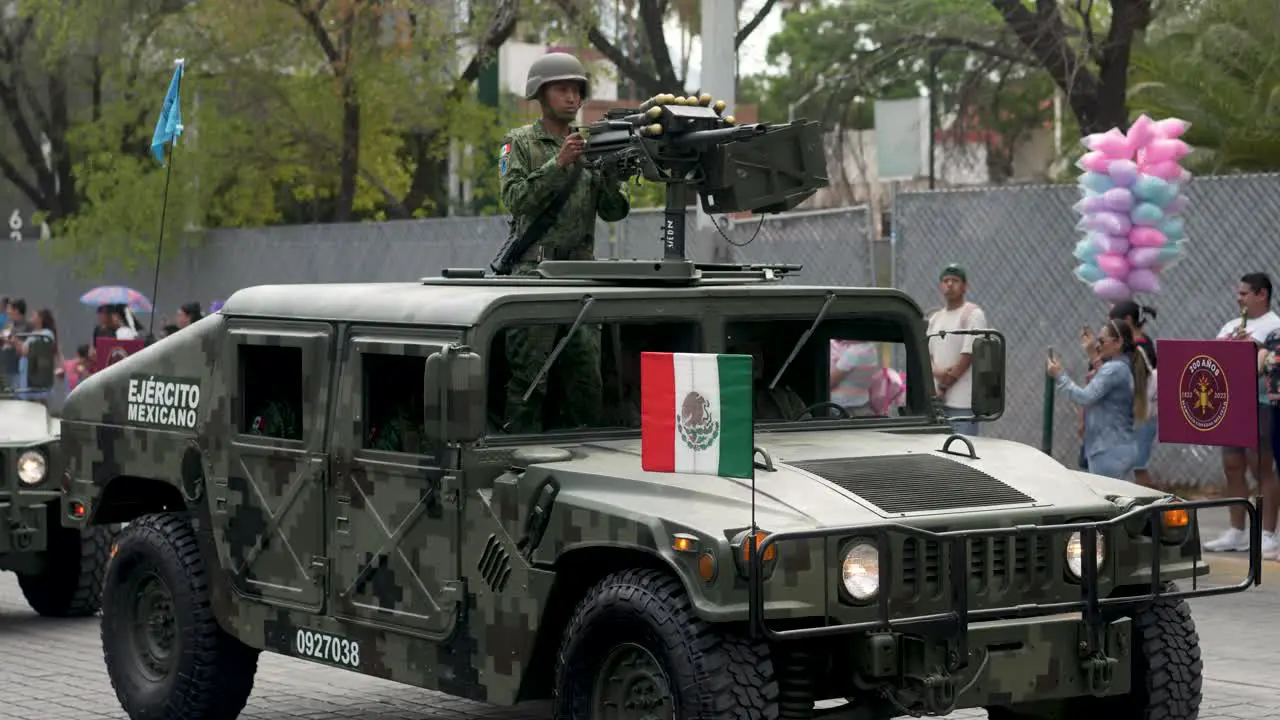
[1157,339,1258,448]
[95,337,146,372]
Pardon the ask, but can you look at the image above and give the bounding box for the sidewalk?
[1193,504,1279,575]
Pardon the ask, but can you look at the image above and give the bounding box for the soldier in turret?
[498,52,631,432]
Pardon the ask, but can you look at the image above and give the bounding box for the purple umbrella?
[79,286,153,313]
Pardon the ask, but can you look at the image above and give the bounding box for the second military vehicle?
[1,331,115,617]
[59,96,1259,720]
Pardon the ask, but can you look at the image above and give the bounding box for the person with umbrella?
[80,286,150,341]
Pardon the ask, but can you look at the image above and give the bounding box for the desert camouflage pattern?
[58,281,1215,710]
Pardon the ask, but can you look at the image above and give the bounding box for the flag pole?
[147,58,186,340]
[147,143,177,339]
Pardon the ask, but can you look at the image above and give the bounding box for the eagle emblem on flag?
[678,391,720,451]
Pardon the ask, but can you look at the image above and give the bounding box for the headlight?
[1065,531,1106,578]
[17,450,46,485]
[841,541,880,601]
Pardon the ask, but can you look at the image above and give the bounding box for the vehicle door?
[215,320,334,612]
[328,328,462,638]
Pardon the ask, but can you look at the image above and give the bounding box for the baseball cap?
[940,263,967,282]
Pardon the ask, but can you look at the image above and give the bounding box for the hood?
[533,429,1162,533]
[0,399,58,446]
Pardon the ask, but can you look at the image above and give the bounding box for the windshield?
[725,316,925,424]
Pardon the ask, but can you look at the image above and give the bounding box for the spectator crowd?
[0,296,213,402]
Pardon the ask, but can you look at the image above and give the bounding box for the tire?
[553,568,779,719]
[1095,588,1202,719]
[17,507,117,617]
[101,512,260,720]
[988,584,1202,720]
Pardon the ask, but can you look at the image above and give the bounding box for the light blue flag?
[151,60,186,164]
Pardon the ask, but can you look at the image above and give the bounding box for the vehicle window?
[725,317,918,423]
[361,353,427,454]
[488,319,700,434]
[239,344,304,440]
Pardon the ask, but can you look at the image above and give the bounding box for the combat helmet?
[525,52,590,100]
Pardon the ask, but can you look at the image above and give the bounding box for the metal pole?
[696,0,738,262]
[1041,373,1055,455]
[927,50,940,190]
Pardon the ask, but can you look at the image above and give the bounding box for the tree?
[30,0,526,274]
[1129,0,1280,172]
[548,0,784,97]
[752,0,1054,183]
[752,0,1173,139]
[0,0,191,224]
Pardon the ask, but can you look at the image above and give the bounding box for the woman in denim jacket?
[1047,320,1152,480]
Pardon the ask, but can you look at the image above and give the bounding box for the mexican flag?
[640,352,754,478]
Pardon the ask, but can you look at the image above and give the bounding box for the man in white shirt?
[1203,272,1280,558]
[926,263,989,436]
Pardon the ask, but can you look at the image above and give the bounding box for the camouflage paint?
[499,119,630,264]
[56,284,1222,710]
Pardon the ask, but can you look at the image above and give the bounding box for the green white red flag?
[640,352,754,478]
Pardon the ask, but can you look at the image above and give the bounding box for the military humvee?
[57,259,1260,720]
[0,332,115,617]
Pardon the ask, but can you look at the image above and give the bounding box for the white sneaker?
[1264,532,1280,561]
[1203,527,1249,552]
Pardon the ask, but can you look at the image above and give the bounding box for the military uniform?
[499,53,631,433]
[757,385,808,421]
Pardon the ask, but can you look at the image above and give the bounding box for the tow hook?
[10,524,36,550]
[920,672,956,715]
[1081,653,1118,696]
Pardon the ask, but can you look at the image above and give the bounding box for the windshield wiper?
[502,296,596,432]
[769,291,836,391]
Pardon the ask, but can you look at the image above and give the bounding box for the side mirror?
[424,346,486,443]
[969,333,1006,421]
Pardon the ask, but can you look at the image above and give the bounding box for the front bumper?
[748,497,1261,710]
[0,445,59,556]
[850,612,1134,709]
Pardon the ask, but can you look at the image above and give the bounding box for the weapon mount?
[575,93,829,263]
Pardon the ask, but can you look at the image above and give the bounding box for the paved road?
[0,531,1275,719]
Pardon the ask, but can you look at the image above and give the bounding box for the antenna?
[147,57,186,339]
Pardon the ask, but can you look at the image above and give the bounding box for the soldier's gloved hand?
[557,136,585,167]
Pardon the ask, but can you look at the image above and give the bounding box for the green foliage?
[13,0,523,275]
[749,0,1053,179]
[1130,0,1280,172]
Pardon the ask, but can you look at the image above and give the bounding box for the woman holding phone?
[1099,302,1159,486]
[1048,320,1152,480]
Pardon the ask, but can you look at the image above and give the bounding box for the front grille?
[788,454,1036,514]
[899,534,1055,600]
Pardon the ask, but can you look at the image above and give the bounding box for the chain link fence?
[893,173,1280,490]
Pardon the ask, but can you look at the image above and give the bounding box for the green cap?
[940,263,967,282]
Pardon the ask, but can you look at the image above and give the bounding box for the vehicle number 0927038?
[294,628,361,669]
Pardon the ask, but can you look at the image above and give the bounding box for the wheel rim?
[129,572,177,682]
[589,642,675,720]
